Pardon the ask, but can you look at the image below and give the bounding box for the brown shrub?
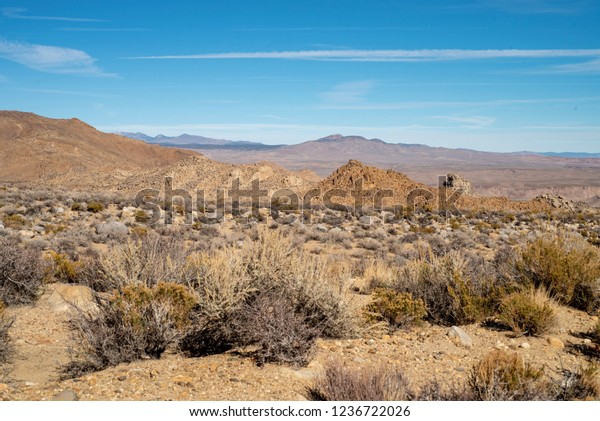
[497,289,557,336]
[469,350,549,400]
[306,361,414,401]
[64,282,196,376]
[233,291,320,366]
[0,302,14,363]
[0,237,46,305]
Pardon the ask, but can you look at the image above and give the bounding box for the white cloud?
[128,48,600,62]
[319,80,375,104]
[2,7,103,22]
[0,39,114,76]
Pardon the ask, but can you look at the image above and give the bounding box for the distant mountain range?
[119,131,600,159]
[116,132,282,151]
[118,132,600,202]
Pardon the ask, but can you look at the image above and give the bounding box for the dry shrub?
[98,234,188,290]
[365,288,427,330]
[64,282,196,376]
[513,231,600,312]
[233,291,320,366]
[469,350,549,400]
[557,365,600,400]
[0,237,46,305]
[395,251,500,326]
[498,288,557,336]
[242,227,358,339]
[0,302,14,363]
[86,201,104,213]
[182,227,358,365]
[306,361,414,401]
[180,250,254,356]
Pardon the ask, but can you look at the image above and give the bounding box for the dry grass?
[98,234,189,290]
[358,259,397,294]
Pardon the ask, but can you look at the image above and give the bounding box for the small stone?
[448,326,473,349]
[520,342,531,349]
[316,224,328,233]
[359,216,372,225]
[33,225,45,234]
[172,375,194,387]
[546,337,565,349]
[494,340,507,350]
[117,375,127,381]
[583,339,592,344]
[0,383,9,392]
[52,389,78,401]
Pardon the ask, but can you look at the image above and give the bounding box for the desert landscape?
[1,111,599,401]
[1,1,600,406]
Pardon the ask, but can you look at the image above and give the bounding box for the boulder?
[44,283,98,315]
[448,326,473,349]
[96,221,128,237]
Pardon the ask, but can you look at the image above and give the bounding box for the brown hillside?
[0,111,197,183]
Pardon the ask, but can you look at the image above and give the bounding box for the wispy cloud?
[234,26,435,31]
[127,48,600,62]
[547,58,600,74]
[431,115,496,128]
[1,7,104,22]
[0,39,115,76]
[318,96,600,110]
[57,27,148,32]
[319,81,375,104]
[471,0,590,14]
[16,88,116,98]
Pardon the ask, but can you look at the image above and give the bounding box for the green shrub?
[2,214,27,229]
[513,232,600,312]
[48,252,81,284]
[87,201,104,213]
[365,288,427,329]
[498,289,557,336]
[134,210,150,223]
[64,282,196,376]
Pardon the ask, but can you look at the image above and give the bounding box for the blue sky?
[1,0,599,152]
